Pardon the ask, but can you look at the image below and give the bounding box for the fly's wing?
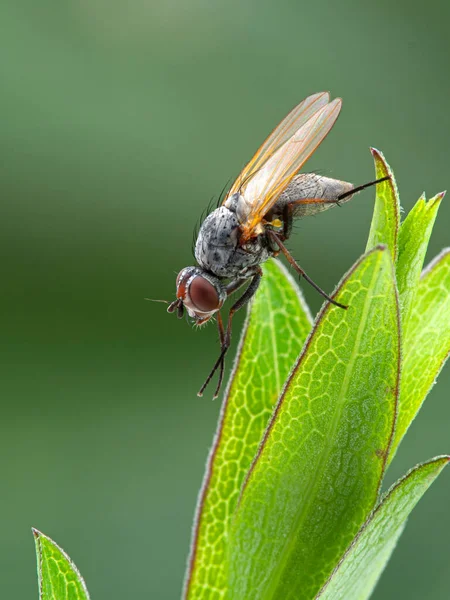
[231,97,342,241]
[225,92,330,200]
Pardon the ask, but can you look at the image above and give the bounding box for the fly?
[167,92,389,398]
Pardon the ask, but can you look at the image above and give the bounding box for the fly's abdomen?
[274,173,354,218]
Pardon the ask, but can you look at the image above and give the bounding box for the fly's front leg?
[198,268,263,398]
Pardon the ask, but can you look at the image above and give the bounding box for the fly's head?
[168,267,226,325]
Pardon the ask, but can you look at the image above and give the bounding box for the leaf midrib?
[261,254,384,600]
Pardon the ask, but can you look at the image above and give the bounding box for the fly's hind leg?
[268,175,391,306]
[267,230,347,310]
[198,268,263,399]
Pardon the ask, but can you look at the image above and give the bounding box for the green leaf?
[33,529,90,600]
[228,247,400,600]
[316,456,450,600]
[396,192,444,333]
[184,259,312,599]
[365,148,400,263]
[390,249,450,460]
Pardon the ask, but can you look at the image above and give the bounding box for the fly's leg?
[337,175,390,201]
[265,204,293,252]
[225,278,248,297]
[214,312,226,398]
[198,280,247,399]
[279,202,294,242]
[198,269,262,398]
[267,230,347,310]
[267,176,391,306]
[266,203,293,255]
[273,175,391,227]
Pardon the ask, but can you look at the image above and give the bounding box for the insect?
[167,92,389,398]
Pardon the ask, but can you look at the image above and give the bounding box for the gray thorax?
[194,193,271,279]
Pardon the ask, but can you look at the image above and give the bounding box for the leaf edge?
[33,528,91,600]
[315,454,450,599]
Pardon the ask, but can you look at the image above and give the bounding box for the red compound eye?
[189,276,221,313]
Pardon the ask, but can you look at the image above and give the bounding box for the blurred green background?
[1,0,449,598]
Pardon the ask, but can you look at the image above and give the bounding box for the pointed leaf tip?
[395,188,443,327]
[34,530,91,600]
[389,190,447,461]
[366,149,400,263]
[391,246,450,459]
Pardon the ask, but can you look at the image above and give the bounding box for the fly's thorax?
[196,207,239,248]
[194,203,272,278]
[194,206,240,276]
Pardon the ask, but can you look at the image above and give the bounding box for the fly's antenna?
[166,298,184,318]
[338,175,390,202]
[145,298,169,304]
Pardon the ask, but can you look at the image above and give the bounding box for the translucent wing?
[232,97,342,241]
[226,92,330,201]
